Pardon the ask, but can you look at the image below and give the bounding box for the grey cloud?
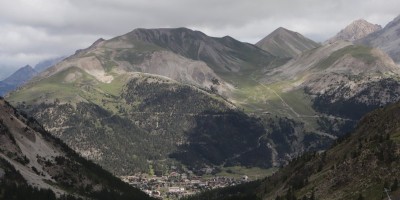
[0,0,399,77]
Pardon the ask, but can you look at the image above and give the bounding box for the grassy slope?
[315,45,377,70]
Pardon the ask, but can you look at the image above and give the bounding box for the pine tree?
[391,178,398,191]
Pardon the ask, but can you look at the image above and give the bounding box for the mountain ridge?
[125,27,281,74]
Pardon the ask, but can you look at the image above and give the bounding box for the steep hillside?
[183,101,400,200]
[0,98,154,199]
[326,19,382,44]
[256,27,320,58]
[356,15,400,63]
[0,65,38,96]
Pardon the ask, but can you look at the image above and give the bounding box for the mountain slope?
[256,27,320,58]
[263,41,400,119]
[7,28,297,175]
[0,65,38,96]
[326,19,382,44]
[0,97,154,199]
[356,15,400,63]
[184,101,400,200]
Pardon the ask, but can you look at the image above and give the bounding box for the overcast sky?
[0,0,399,79]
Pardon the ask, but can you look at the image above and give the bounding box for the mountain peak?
[326,19,382,43]
[268,27,296,37]
[256,27,320,58]
[0,65,38,96]
[275,27,289,32]
[355,15,400,63]
[3,65,37,85]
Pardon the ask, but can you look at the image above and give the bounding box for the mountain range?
[5,14,400,194]
[183,15,400,200]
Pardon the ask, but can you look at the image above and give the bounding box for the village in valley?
[121,170,251,199]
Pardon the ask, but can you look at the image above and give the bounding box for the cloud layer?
[0,0,399,78]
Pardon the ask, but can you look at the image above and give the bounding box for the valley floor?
[121,167,276,199]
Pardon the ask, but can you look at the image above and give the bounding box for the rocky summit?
[356,15,400,63]
[326,19,382,44]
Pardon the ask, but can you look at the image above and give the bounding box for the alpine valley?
[4,13,400,199]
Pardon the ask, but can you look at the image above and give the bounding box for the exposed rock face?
[356,15,400,63]
[256,27,320,58]
[326,19,382,43]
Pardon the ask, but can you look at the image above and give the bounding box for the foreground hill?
[0,97,153,199]
[256,27,320,58]
[183,101,400,200]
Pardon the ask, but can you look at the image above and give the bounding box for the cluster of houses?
[121,171,250,199]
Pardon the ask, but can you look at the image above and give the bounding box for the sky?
[0,0,399,79]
